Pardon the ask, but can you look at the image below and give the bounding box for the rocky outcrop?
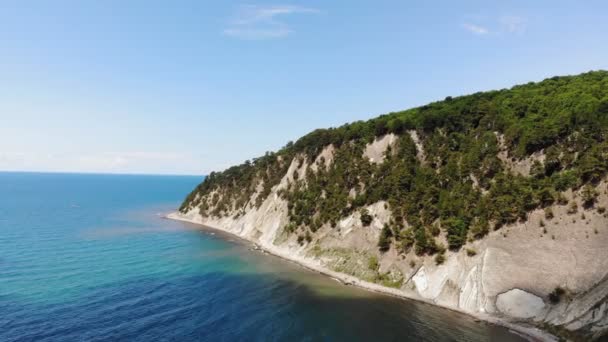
[496,289,545,319]
[172,146,608,341]
[363,134,397,164]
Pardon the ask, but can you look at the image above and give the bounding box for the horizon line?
[0,169,206,177]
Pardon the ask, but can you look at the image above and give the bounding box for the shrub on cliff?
[549,287,566,304]
[582,184,599,208]
[360,209,373,226]
[470,218,489,239]
[434,253,446,265]
[443,218,469,250]
[368,255,379,271]
[378,224,393,252]
[398,228,415,253]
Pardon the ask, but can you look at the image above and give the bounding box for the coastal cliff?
[173,71,608,341]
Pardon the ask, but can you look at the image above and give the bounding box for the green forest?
[180,71,608,257]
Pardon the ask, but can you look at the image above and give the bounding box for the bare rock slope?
[173,72,608,340]
[172,145,608,341]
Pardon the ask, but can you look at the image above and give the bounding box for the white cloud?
[462,15,527,36]
[224,27,292,40]
[462,23,489,35]
[223,5,319,40]
[500,15,526,34]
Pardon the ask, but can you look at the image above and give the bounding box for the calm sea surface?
[0,172,525,341]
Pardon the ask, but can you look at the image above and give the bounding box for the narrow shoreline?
[167,212,558,342]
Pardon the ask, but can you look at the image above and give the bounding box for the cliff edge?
[175,71,608,341]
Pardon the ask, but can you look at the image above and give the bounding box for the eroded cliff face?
[173,140,608,341]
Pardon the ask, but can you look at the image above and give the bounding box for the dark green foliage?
[429,224,440,237]
[398,228,415,253]
[360,209,373,226]
[297,231,312,245]
[537,187,556,207]
[549,287,566,304]
[578,144,608,183]
[284,222,297,233]
[531,160,545,179]
[181,71,608,257]
[442,218,468,250]
[378,224,393,252]
[470,217,490,239]
[413,227,440,255]
[568,201,579,215]
[552,170,579,191]
[434,253,446,265]
[368,256,379,270]
[544,207,554,220]
[544,146,561,176]
[414,228,430,255]
[581,184,599,208]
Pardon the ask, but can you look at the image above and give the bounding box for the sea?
[0,172,526,341]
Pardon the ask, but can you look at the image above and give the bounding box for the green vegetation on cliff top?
[181,71,608,255]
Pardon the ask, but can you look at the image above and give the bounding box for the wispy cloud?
[462,15,527,36]
[500,15,526,34]
[462,23,489,35]
[223,5,319,40]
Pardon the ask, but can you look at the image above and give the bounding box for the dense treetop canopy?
[181,71,608,254]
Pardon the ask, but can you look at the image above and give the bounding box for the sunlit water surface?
[0,172,526,341]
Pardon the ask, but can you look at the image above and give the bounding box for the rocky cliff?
[173,71,608,341]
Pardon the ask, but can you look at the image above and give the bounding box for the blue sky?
[1,0,607,175]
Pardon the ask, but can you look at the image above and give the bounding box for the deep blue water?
[0,172,525,341]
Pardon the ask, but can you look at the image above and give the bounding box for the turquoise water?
[0,172,525,341]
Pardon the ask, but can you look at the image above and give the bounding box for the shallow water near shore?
[0,172,526,341]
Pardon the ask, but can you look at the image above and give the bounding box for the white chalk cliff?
[171,139,608,341]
